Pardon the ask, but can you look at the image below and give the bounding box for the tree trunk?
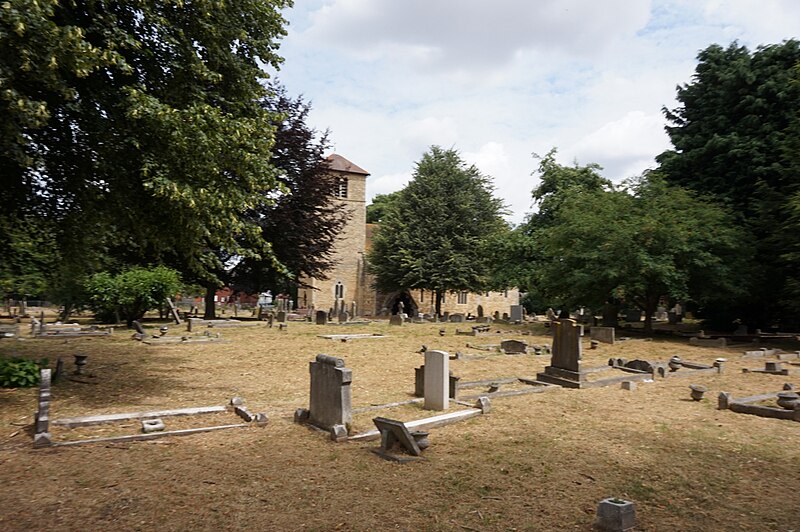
[642,295,659,333]
[204,283,217,319]
[435,289,442,319]
[601,301,619,327]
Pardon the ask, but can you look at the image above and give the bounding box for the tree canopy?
[228,84,349,296]
[657,40,800,327]
[530,173,749,331]
[366,192,401,223]
[0,0,291,304]
[367,146,508,316]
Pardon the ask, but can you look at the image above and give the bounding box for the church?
[297,154,520,318]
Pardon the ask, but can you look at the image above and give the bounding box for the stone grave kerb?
[308,354,352,433]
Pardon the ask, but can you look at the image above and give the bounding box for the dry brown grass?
[0,318,798,531]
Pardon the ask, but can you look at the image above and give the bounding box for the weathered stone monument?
[510,305,523,322]
[34,369,52,447]
[315,310,327,325]
[500,339,527,354]
[590,326,615,345]
[423,350,449,410]
[389,314,404,326]
[536,319,587,388]
[295,354,352,441]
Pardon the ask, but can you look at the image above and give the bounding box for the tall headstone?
[536,319,587,388]
[306,354,352,433]
[34,368,52,447]
[510,305,523,322]
[423,350,449,411]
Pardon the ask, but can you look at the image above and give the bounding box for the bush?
[0,357,48,388]
[85,266,182,326]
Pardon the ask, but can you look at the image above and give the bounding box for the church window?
[458,291,467,304]
[335,177,348,198]
[335,281,344,299]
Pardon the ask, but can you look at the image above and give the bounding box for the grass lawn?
[0,317,798,531]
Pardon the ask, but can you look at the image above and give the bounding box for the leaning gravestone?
[315,310,328,325]
[424,350,449,411]
[389,315,404,326]
[536,319,587,388]
[302,354,352,439]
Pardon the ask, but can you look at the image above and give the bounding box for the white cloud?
[274,0,800,226]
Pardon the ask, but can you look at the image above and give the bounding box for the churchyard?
[0,315,798,531]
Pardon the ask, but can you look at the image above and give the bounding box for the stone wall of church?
[298,170,366,314]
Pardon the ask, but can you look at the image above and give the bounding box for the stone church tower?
[297,154,369,315]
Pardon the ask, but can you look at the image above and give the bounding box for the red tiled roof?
[325,153,370,176]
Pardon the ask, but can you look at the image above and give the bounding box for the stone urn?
[73,354,88,375]
[668,356,683,372]
[411,431,430,450]
[689,384,707,401]
[776,392,800,410]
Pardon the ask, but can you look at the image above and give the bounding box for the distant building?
[297,154,519,317]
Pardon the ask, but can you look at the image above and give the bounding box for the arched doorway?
[383,291,418,316]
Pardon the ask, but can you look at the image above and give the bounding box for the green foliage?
[368,146,508,315]
[0,216,58,299]
[0,357,47,388]
[531,172,749,331]
[657,40,800,327]
[366,192,401,223]
[85,266,182,325]
[529,148,612,228]
[1,0,292,296]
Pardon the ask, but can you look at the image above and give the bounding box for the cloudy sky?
[268,0,800,224]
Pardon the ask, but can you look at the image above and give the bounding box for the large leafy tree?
[368,146,508,316]
[0,0,291,307]
[227,85,348,299]
[533,174,750,332]
[657,40,800,326]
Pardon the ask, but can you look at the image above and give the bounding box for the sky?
[267,0,800,224]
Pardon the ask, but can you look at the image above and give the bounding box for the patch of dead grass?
[0,319,798,531]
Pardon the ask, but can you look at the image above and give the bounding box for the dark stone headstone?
[500,339,527,354]
[510,305,523,322]
[373,417,423,456]
[307,354,352,433]
[315,310,328,325]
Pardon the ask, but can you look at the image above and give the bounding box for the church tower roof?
[325,153,370,176]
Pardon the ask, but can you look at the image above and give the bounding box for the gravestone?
[476,305,484,318]
[34,368,52,447]
[338,311,349,323]
[305,354,352,435]
[733,323,748,336]
[165,298,182,325]
[442,312,450,322]
[315,310,328,325]
[493,311,500,320]
[536,319,586,388]
[373,417,424,457]
[276,311,287,323]
[389,314,404,326]
[500,339,527,354]
[414,366,459,399]
[590,326,615,345]
[625,309,642,322]
[510,305,523,322]
[424,350,449,411]
[449,313,464,323]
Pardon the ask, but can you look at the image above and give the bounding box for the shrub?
[85,266,182,326]
[0,357,48,388]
